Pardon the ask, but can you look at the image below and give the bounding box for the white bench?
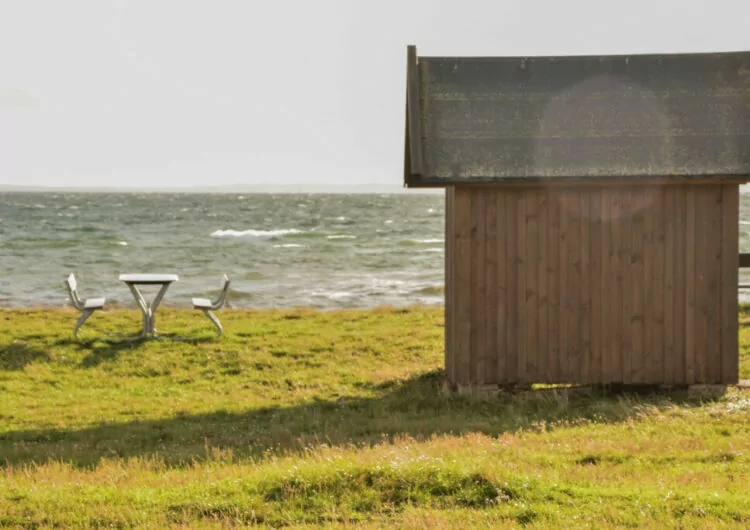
[192,275,231,337]
[64,273,105,338]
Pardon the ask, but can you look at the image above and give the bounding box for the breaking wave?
[210,228,303,241]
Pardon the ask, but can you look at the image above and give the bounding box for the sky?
[1,0,749,190]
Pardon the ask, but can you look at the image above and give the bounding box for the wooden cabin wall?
[444,183,740,386]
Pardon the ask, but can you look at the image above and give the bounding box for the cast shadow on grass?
[0,341,51,370]
[0,370,714,469]
[48,336,146,368]
[47,334,219,368]
[0,331,150,371]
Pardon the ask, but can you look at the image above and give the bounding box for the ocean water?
[0,192,445,308]
[3,191,750,309]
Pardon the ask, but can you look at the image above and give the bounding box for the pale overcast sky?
[1,0,749,189]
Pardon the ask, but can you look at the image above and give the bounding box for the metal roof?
[404,46,750,186]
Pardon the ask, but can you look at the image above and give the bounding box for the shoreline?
[5,290,750,311]
[0,302,446,312]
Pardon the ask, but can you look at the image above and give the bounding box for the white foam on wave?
[117,241,128,246]
[211,228,302,241]
[413,238,443,244]
[313,291,352,300]
[274,243,304,248]
[741,221,750,226]
[327,235,356,240]
[422,247,444,253]
[329,291,352,299]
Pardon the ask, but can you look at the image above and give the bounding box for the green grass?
[0,305,749,528]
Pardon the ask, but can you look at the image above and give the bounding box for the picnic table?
[119,274,179,338]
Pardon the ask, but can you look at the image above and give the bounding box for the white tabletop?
[119,274,179,284]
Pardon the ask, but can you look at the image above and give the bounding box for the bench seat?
[192,298,212,309]
[84,297,106,309]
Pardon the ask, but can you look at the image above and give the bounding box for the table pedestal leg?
[128,284,151,337]
[125,282,173,339]
[149,283,171,337]
[141,311,150,338]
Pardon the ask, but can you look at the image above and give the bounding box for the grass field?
[1,305,749,528]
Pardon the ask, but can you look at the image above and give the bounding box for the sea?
[3,190,750,309]
[0,192,445,309]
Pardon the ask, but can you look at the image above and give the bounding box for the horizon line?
[0,183,441,194]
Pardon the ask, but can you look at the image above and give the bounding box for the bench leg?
[74,309,95,338]
[202,310,222,337]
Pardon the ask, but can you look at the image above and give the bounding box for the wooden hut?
[403,45,750,388]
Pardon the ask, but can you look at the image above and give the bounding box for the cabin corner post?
[444,186,455,382]
[445,186,474,386]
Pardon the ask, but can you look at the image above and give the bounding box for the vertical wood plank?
[454,187,473,385]
[558,190,570,382]
[496,191,509,384]
[524,189,540,383]
[673,185,687,384]
[506,189,519,384]
[706,186,723,383]
[590,189,603,384]
[485,189,499,385]
[601,189,616,382]
[685,185,697,384]
[566,190,582,383]
[618,190,632,384]
[654,187,666,385]
[470,189,486,384]
[516,191,528,383]
[629,187,646,384]
[644,186,666,383]
[642,190,656,384]
[695,186,710,383]
[580,190,592,383]
[547,190,561,382]
[721,184,740,384]
[663,186,676,384]
[538,190,549,383]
